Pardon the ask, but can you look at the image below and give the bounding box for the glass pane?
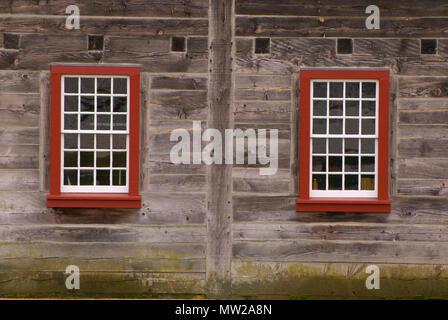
[312,174,326,190]
[113,152,126,168]
[345,119,359,134]
[362,82,376,98]
[64,96,78,112]
[345,82,359,98]
[80,114,94,130]
[313,138,326,154]
[97,96,111,112]
[361,175,375,190]
[328,174,342,190]
[113,78,127,94]
[344,174,358,190]
[97,115,111,130]
[64,170,77,185]
[344,156,358,172]
[80,151,94,167]
[97,78,111,94]
[313,119,326,134]
[329,119,342,134]
[345,138,359,154]
[80,170,94,185]
[64,114,78,130]
[329,138,342,154]
[64,77,78,93]
[313,82,327,98]
[329,100,343,116]
[81,96,94,112]
[113,135,127,149]
[64,134,77,149]
[329,156,342,172]
[96,151,110,167]
[361,138,375,154]
[313,100,326,116]
[113,97,127,113]
[345,101,359,116]
[329,82,343,98]
[362,101,375,116]
[361,119,375,135]
[81,78,94,94]
[64,151,78,167]
[113,115,127,131]
[80,134,94,149]
[96,170,110,186]
[361,156,375,172]
[97,134,110,149]
[113,170,126,186]
[312,156,326,172]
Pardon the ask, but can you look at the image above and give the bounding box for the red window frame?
[296,69,390,213]
[46,65,141,208]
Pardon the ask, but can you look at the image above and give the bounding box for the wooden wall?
[0,0,448,298]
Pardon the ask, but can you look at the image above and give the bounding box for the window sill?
[296,198,390,213]
[47,193,142,208]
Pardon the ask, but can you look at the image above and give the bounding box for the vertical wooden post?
[206,0,234,297]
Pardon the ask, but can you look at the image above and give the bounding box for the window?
[296,69,390,213]
[47,65,141,208]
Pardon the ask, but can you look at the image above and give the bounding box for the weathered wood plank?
[397,179,448,196]
[149,90,208,120]
[235,88,290,101]
[399,111,448,124]
[40,71,51,192]
[270,38,336,61]
[0,0,209,17]
[0,72,39,93]
[146,153,206,175]
[235,75,291,89]
[399,77,448,98]
[398,138,448,158]
[151,76,207,90]
[0,127,38,145]
[234,123,290,139]
[233,223,448,242]
[233,240,448,264]
[236,17,448,38]
[232,168,290,194]
[234,101,291,122]
[398,158,448,179]
[0,170,39,191]
[235,0,448,17]
[398,124,448,139]
[147,174,206,192]
[398,99,448,111]
[0,145,39,169]
[0,94,40,127]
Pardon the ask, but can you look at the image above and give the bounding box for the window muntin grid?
[310,79,378,198]
[61,76,130,193]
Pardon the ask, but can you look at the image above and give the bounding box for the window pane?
[361,138,375,154]
[80,170,94,185]
[97,96,111,112]
[329,119,342,134]
[344,174,358,190]
[329,82,343,98]
[113,170,127,186]
[81,78,94,93]
[80,114,94,130]
[97,134,110,149]
[313,119,326,134]
[64,151,78,167]
[64,114,78,130]
[80,134,94,149]
[113,115,127,131]
[113,152,127,168]
[362,82,376,98]
[361,175,375,190]
[345,119,359,134]
[313,100,326,116]
[329,100,343,116]
[313,138,326,154]
[328,174,342,190]
[361,156,375,172]
[312,156,326,172]
[344,156,358,172]
[64,170,77,185]
[329,156,342,172]
[80,151,94,167]
[345,138,359,154]
[345,101,359,116]
[114,78,127,94]
[64,77,78,93]
[96,170,110,186]
[345,82,359,98]
[312,174,326,190]
[64,134,78,149]
[113,135,127,149]
[97,114,111,130]
[113,97,127,113]
[362,101,375,116]
[313,82,327,98]
[328,138,342,154]
[81,96,94,112]
[96,151,110,167]
[97,78,111,94]
[64,96,78,112]
[361,119,375,135]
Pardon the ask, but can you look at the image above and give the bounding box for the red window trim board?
[46,65,141,208]
[296,69,390,213]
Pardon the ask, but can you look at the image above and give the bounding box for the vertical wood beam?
[206,0,234,297]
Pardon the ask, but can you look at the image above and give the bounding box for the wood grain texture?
[0,145,39,169]
[397,179,448,196]
[0,94,40,127]
[0,72,39,93]
[149,90,208,120]
[398,138,448,158]
[0,170,39,191]
[398,158,448,179]
[399,77,448,98]
[0,127,38,145]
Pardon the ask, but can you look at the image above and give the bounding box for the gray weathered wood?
[147,174,206,192]
[0,170,39,191]
[0,145,39,169]
[149,90,208,120]
[397,179,448,196]
[151,75,208,90]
